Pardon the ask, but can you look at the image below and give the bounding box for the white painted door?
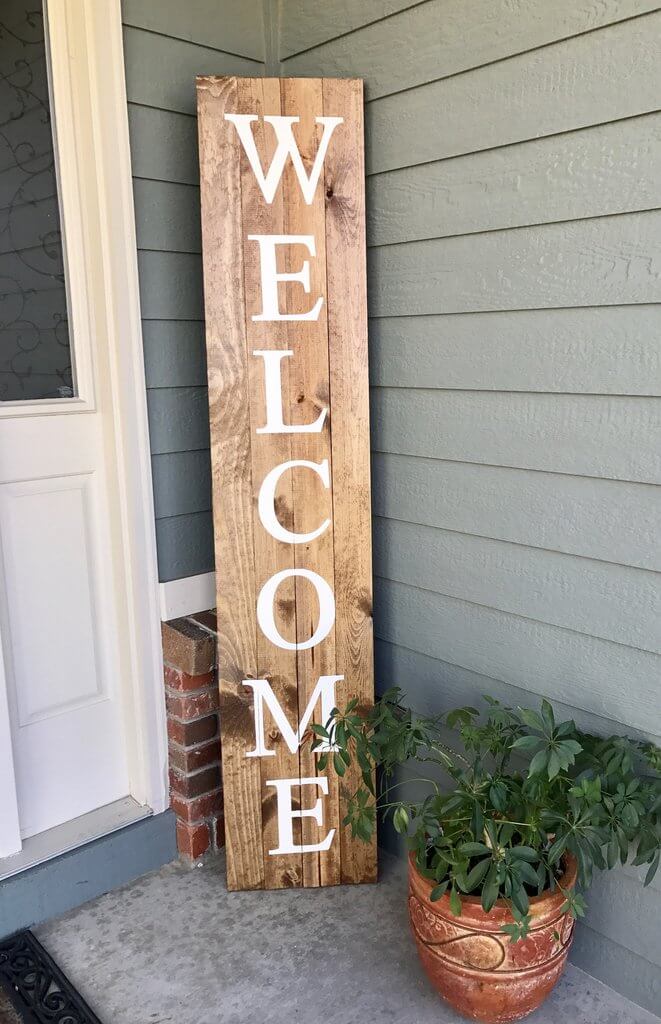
[0,0,131,849]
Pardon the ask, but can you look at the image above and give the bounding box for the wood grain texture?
[283,0,658,100]
[197,77,375,889]
[368,212,661,316]
[323,78,377,883]
[197,76,263,890]
[237,77,302,889]
[368,306,661,395]
[367,113,661,246]
[370,389,661,483]
[365,13,661,173]
[371,452,661,571]
[280,77,340,887]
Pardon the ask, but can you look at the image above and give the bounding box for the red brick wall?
[161,611,224,861]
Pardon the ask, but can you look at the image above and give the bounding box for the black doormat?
[0,931,102,1023]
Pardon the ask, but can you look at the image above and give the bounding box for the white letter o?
[257,569,335,651]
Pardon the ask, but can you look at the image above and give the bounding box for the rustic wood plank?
[279,77,340,887]
[133,114,661,251]
[199,77,375,889]
[237,77,303,889]
[196,75,263,890]
[323,78,377,884]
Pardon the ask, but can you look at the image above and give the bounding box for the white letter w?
[224,114,343,205]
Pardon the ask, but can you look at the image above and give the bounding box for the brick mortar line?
[169,761,221,778]
[164,683,217,699]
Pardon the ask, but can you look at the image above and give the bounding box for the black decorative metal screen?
[0,0,73,401]
[0,930,102,1024]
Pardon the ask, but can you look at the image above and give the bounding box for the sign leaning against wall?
[196,77,375,891]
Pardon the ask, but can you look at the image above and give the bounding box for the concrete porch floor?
[36,852,659,1024]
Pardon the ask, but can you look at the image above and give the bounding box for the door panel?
[0,0,132,843]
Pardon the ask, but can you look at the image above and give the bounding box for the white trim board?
[43,0,168,815]
[160,573,216,621]
[85,0,169,814]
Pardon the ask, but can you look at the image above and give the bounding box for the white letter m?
[243,675,342,757]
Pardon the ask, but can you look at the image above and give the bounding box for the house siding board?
[122,0,265,59]
[284,1,661,1006]
[368,307,661,395]
[281,0,660,99]
[121,1,264,582]
[124,0,661,1000]
[370,389,661,484]
[152,451,212,520]
[372,518,661,655]
[142,322,207,390]
[570,925,661,1012]
[361,13,661,175]
[128,107,199,185]
[367,113,661,246]
[155,512,215,583]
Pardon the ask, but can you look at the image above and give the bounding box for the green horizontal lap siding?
[282,0,661,1010]
[121,0,266,580]
[123,1,661,999]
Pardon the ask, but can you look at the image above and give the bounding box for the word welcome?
[227,112,343,858]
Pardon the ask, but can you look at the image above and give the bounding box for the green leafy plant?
[311,691,661,941]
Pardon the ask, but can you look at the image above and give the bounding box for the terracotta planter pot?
[408,851,578,1023]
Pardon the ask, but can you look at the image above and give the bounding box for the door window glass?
[0,0,74,401]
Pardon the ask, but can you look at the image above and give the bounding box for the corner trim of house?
[159,573,217,621]
[76,0,169,813]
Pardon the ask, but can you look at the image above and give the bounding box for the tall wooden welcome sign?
[196,77,375,890]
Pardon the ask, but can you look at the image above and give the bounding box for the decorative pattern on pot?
[408,852,578,1023]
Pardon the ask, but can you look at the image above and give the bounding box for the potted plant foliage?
[311,690,661,1023]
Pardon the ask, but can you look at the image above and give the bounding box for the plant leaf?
[465,857,491,891]
[430,881,449,902]
[449,885,462,916]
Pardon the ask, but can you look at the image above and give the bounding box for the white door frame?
[0,0,168,856]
